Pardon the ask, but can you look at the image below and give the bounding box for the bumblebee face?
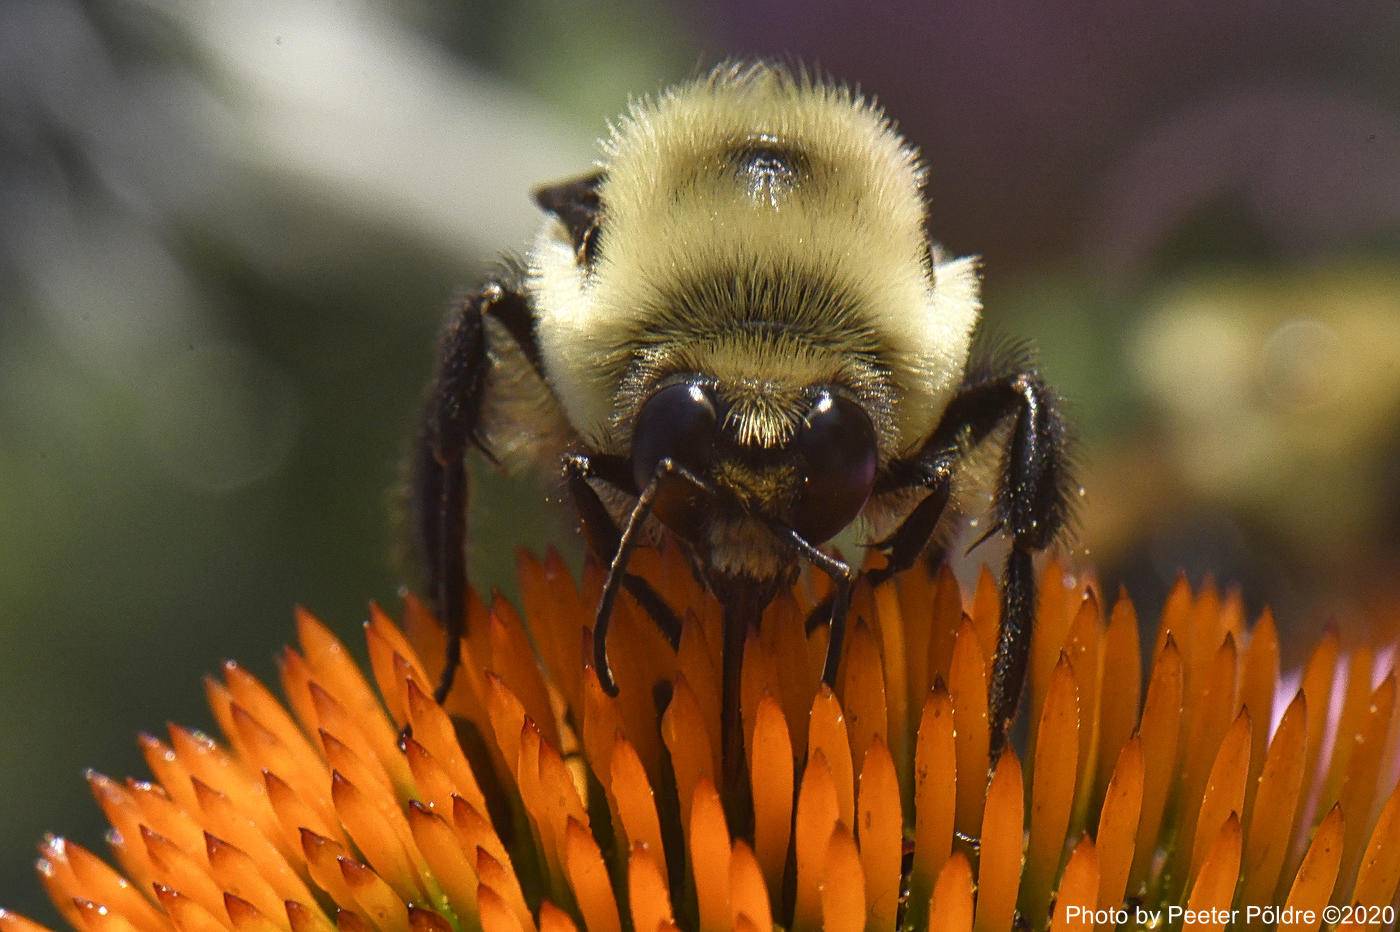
[629,375,878,548]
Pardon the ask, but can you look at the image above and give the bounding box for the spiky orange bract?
[7,544,1400,932]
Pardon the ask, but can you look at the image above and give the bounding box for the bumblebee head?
[629,374,877,546]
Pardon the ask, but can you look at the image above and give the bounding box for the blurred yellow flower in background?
[4,546,1399,931]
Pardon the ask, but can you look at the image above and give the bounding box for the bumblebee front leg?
[562,452,684,694]
[413,279,534,706]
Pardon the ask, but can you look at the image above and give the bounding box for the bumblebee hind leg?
[413,277,537,706]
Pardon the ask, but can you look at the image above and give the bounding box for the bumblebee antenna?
[592,458,717,695]
[771,524,854,686]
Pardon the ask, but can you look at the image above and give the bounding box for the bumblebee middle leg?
[872,356,1071,756]
[413,276,542,706]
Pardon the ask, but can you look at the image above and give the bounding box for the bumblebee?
[413,63,1071,779]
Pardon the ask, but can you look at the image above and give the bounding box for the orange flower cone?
[5,545,1400,931]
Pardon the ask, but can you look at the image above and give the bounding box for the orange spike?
[329,771,422,901]
[1152,574,1193,663]
[627,843,673,932]
[535,729,591,872]
[1049,835,1098,932]
[475,847,532,932]
[516,549,587,713]
[857,737,901,930]
[1240,691,1307,907]
[1337,675,1396,894]
[792,751,840,932]
[536,901,580,932]
[763,591,821,754]
[688,780,732,932]
[0,910,61,932]
[675,610,723,780]
[872,580,911,775]
[924,563,965,692]
[452,797,512,887]
[35,836,167,931]
[299,829,358,911]
[402,736,456,816]
[404,678,489,818]
[1028,561,1076,737]
[1093,736,1143,924]
[1062,592,1102,819]
[191,779,311,905]
[969,565,1001,678]
[364,604,430,726]
[1094,591,1141,803]
[152,884,226,932]
[222,660,314,771]
[1174,632,1238,878]
[407,905,455,932]
[1237,608,1279,815]
[121,776,202,858]
[225,703,324,824]
[1291,626,1341,859]
[607,735,667,882]
[295,610,404,764]
[580,660,631,785]
[974,749,1023,932]
[820,824,865,932]
[406,800,479,919]
[337,856,410,930]
[1280,804,1344,927]
[224,894,284,932]
[1182,813,1242,932]
[661,675,716,839]
[910,684,957,924]
[485,673,529,788]
[840,619,888,783]
[136,732,197,813]
[286,900,339,932]
[928,851,974,932]
[741,626,781,769]
[334,908,373,932]
[1186,709,1252,892]
[139,825,226,919]
[31,852,108,932]
[264,768,344,854]
[475,885,529,932]
[1026,652,1081,920]
[1319,647,1376,819]
[313,683,409,798]
[749,694,794,908]
[729,841,772,930]
[1129,637,1182,892]
[205,833,285,923]
[948,620,990,839]
[893,554,938,705]
[807,686,855,829]
[1349,779,1400,915]
[489,597,560,748]
[563,818,621,932]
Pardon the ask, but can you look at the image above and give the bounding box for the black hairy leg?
[413,277,537,707]
[414,174,605,710]
[871,353,1071,758]
[562,451,686,687]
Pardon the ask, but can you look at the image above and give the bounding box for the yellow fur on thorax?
[530,64,981,458]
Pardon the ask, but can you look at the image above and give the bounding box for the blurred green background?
[3,0,1398,924]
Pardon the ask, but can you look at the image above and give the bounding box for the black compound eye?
[631,381,719,534]
[791,390,878,544]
